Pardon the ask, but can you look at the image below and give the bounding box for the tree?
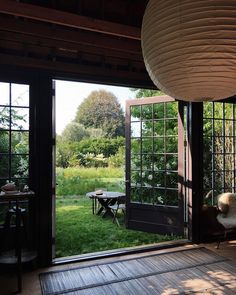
[130,88,164,98]
[61,122,90,142]
[75,90,125,137]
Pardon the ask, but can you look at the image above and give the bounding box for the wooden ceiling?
[0,0,154,88]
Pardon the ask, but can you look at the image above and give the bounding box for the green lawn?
[55,196,178,258]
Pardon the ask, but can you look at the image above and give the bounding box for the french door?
[125,96,186,236]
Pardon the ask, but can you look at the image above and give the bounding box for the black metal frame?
[0,82,30,187]
[203,101,236,204]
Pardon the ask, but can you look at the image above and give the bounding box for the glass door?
[125,96,185,235]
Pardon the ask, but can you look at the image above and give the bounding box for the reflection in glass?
[130,105,141,121]
[142,104,152,120]
[11,155,29,178]
[0,107,10,129]
[153,120,164,136]
[11,108,29,130]
[12,84,29,107]
[166,119,178,135]
[166,102,177,118]
[153,103,164,119]
[166,136,178,153]
[131,138,141,155]
[131,155,141,170]
[153,137,164,153]
[11,131,29,154]
[0,131,9,153]
[166,154,178,171]
[0,82,9,105]
[142,138,153,153]
[131,121,141,137]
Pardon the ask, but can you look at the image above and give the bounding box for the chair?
[108,195,126,226]
[216,192,236,248]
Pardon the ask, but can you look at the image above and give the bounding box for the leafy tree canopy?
[131,88,164,99]
[75,90,125,137]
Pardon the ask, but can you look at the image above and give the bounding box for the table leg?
[15,200,22,293]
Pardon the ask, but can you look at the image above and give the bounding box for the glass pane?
[153,120,164,136]
[166,154,178,171]
[11,108,29,130]
[11,131,29,154]
[131,138,141,154]
[224,122,233,136]
[0,107,10,129]
[131,122,141,137]
[153,137,164,153]
[153,154,165,170]
[131,170,142,186]
[165,190,178,206]
[214,137,223,153]
[166,172,178,188]
[166,136,178,153]
[203,102,213,118]
[131,105,141,121]
[0,155,9,178]
[140,187,153,204]
[130,187,141,202]
[0,82,10,105]
[225,171,234,188]
[166,119,178,135]
[153,103,164,119]
[142,154,153,170]
[153,188,165,205]
[142,121,153,136]
[142,138,153,153]
[11,83,29,107]
[203,118,212,134]
[214,103,224,119]
[11,155,29,178]
[166,102,177,118]
[224,103,233,120]
[0,131,9,153]
[141,104,152,120]
[153,171,165,187]
[131,155,141,170]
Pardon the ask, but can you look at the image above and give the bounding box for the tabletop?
[0,190,35,202]
[86,191,125,199]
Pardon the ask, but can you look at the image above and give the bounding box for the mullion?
[9,83,12,182]
[222,103,226,192]
[233,105,236,193]
[211,102,215,205]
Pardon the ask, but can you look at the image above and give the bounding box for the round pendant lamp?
[141,0,236,102]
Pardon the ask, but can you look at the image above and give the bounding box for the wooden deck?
[1,241,236,294]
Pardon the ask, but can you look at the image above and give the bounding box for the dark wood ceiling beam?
[0,53,152,88]
[0,0,141,40]
[0,30,143,62]
[0,17,142,55]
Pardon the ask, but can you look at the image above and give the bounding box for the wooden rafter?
[0,0,141,40]
[0,17,142,55]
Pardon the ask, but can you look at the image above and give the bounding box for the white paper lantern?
[141,0,236,102]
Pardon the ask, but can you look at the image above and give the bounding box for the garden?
[55,88,179,258]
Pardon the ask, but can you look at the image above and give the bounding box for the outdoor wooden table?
[0,190,35,293]
[86,191,125,217]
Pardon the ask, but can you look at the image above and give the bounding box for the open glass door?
[125,96,185,236]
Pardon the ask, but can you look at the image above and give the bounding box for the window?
[203,102,236,204]
[0,82,30,188]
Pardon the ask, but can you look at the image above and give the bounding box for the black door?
[125,96,186,236]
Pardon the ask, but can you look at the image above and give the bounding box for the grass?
[55,196,178,258]
[56,167,124,196]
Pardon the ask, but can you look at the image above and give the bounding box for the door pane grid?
[130,102,178,206]
[203,101,236,205]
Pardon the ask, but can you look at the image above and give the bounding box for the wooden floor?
[1,240,236,295]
